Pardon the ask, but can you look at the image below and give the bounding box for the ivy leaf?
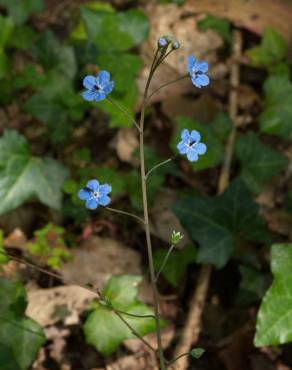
[198,14,231,43]
[0,277,45,370]
[0,0,44,24]
[255,243,292,347]
[83,275,157,356]
[246,27,287,68]
[236,265,268,306]
[260,75,292,138]
[0,130,68,215]
[154,245,196,286]
[190,347,205,359]
[171,117,225,171]
[173,179,268,268]
[235,132,288,193]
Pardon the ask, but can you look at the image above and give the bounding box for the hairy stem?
[139,50,166,370]
[149,75,188,99]
[155,244,175,282]
[105,206,144,224]
[107,96,140,131]
[145,157,174,180]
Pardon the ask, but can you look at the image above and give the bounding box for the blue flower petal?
[196,61,208,73]
[181,129,190,140]
[87,180,99,191]
[83,75,96,89]
[99,184,112,195]
[191,76,202,88]
[102,81,114,94]
[94,91,106,102]
[78,188,90,200]
[97,71,110,87]
[177,141,188,154]
[196,142,207,155]
[86,198,98,210]
[82,90,95,101]
[98,195,111,206]
[196,74,210,87]
[187,149,198,162]
[190,130,200,142]
[188,55,196,73]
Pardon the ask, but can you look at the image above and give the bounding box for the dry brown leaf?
[184,0,292,42]
[61,236,142,288]
[116,128,139,163]
[26,285,96,327]
[137,4,226,105]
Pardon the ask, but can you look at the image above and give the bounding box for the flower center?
[92,191,100,199]
[94,84,100,91]
[192,68,202,78]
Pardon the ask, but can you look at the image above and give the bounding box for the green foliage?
[255,244,292,347]
[246,27,287,69]
[173,179,269,269]
[22,31,85,142]
[0,130,68,215]
[0,15,14,79]
[172,115,231,171]
[84,275,158,356]
[235,132,288,193]
[260,75,292,138]
[0,230,8,264]
[0,0,44,24]
[190,347,205,359]
[154,245,196,286]
[198,14,231,43]
[236,265,267,305]
[0,277,45,370]
[26,223,71,269]
[72,5,149,128]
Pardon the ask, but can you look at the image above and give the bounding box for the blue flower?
[177,129,207,162]
[158,37,168,47]
[78,180,112,210]
[188,56,209,88]
[82,71,114,102]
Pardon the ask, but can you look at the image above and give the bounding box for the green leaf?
[260,75,292,138]
[173,179,268,268]
[171,117,225,171]
[235,132,288,193]
[0,130,68,215]
[246,27,287,67]
[81,7,148,51]
[0,230,8,264]
[84,275,157,356]
[0,277,45,370]
[190,347,205,359]
[236,265,267,305]
[154,245,196,286]
[94,167,126,196]
[0,15,14,49]
[255,243,292,347]
[0,0,44,24]
[198,14,231,43]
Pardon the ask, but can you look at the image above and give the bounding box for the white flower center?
[92,191,100,199]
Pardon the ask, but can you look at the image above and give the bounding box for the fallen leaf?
[26,285,96,327]
[116,128,139,163]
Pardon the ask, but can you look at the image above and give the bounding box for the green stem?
[167,352,189,366]
[139,49,166,370]
[148,75,188,99]
[155,244,175,282]
[145,157,174,180]
[105,206,144,224]
[107,96,140,131]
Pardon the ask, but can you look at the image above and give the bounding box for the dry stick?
[171,30,242,370]
[0,250,157,353]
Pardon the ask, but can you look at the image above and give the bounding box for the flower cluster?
[177,129,207,162]
[82,71,114,102]
[78,180,112,210]
[79,36,209,208]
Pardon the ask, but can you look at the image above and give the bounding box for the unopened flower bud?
[158,37,168,48]
[171,230,184,245]
[171,39,180,50]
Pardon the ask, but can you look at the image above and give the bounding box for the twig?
[148,75,187,100]
[145,157,175,180]
[155,244,175,282]
[171,29,242,370]
[106,96,140,131]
